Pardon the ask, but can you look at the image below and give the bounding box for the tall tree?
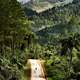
[0,0,34,80]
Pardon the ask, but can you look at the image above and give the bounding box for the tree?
[0,0,35,80]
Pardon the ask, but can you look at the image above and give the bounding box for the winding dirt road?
[28,59,47,80]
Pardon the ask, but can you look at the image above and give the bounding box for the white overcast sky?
[17,0,30,3]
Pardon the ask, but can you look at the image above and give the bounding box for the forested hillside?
[0,0,80,80]
[24,0,80,80]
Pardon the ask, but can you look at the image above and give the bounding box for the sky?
[17,0,30,3]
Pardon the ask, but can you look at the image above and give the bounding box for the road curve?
[28,59,47,80]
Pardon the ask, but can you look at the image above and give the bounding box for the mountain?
[24,0,80,31]
[35,0,80,44]
[23,0,73,13]
[23,0,80,45]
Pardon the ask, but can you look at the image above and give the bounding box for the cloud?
[17,0,30,3]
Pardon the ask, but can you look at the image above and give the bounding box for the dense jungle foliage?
[0,0,80,80]
[0,0,36,80]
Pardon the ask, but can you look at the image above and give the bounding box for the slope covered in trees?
[24,0,80,80]
[0,0,80,80]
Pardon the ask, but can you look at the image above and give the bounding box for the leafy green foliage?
[1,0,80,80]
[0,0,36,80]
